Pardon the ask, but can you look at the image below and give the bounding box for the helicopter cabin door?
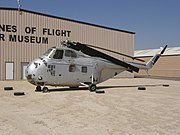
[56,49,78,85]
[63,50,95,85]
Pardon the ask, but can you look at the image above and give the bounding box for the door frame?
[5,62,14,80]
[21,62,29,80]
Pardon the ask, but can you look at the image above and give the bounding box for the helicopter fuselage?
[25,41,167,92]
[25,46,125,88]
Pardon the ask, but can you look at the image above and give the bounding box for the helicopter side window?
[81,66,87,73]
[65,50,77,58]
[53,50,64,59]
[69,64,76,72]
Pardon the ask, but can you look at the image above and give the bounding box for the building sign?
[0,24,71,44]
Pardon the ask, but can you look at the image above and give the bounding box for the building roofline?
[134,47,180,57]
[0,7,135,34]
[134,54,180,58]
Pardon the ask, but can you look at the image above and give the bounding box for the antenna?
[17,0,22,14]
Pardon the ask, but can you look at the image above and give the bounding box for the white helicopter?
[25,40,167,92]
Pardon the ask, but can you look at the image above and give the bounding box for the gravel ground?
[0,78,180,135]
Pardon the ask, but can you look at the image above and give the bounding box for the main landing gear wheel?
[42,87,49,93]
[89,84,97,92]
[36,86,42,92]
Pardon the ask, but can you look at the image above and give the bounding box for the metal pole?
[17,0,22,14]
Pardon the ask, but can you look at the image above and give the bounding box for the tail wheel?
[89,84,96,92]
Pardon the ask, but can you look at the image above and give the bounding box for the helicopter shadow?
[44,84,162,93]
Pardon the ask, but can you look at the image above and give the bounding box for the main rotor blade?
[83,44,145,62]
[67,42,139,73]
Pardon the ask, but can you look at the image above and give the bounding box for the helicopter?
[25,40,167,92]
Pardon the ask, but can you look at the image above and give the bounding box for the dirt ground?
[0,78,180,135]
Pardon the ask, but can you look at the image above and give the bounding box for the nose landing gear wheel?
[36,86,42,92]
[89,84,96,92]
[42,87,49,93]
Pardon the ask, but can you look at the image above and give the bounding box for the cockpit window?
[65,50,77,58]
[53,50,64,59]
[43,48,53,56]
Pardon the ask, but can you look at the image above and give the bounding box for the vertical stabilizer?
[145,45,167,69]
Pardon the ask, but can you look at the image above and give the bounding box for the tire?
[96,90,105,94]
[4,87,13,91]
[35,86,42,92]
[89,84,96,92]
[138,87,146,90]
[42,87,49,93]
[14,92,25,96]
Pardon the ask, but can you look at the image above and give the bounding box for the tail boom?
[128,45,167,70]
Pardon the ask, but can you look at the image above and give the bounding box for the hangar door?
[21,62,29,80]
[5,62,14,80]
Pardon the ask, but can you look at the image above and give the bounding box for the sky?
[0,0,180,50]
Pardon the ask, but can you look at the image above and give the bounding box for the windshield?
[53,49,64,59]
[43,48,53,56]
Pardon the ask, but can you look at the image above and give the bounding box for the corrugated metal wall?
[134,55,180,78]
[0,8,134,80]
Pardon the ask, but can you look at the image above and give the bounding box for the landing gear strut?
[89,74,97,92]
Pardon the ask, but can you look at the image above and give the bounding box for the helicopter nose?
[25,60,46,86]
[26,61,38,76]
[25,63,33,80]
[25,62,39,86]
